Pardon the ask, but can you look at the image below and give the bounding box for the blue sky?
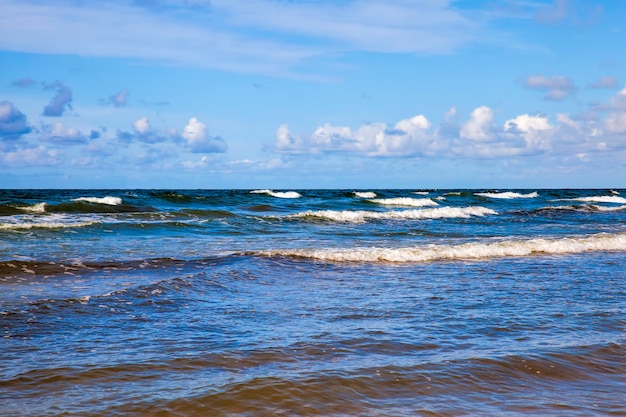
[1,0,624,188]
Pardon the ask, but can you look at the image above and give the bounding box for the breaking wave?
[73,196,123,206]
[353,191,377,198]
[564,196,626,204]
[286,206,496,223]
[250,190,302,199]
[475,191,538,199]
[18,202,47,213]
[369,198,438,207]
[0,217,100,231]
[254,233,626,263]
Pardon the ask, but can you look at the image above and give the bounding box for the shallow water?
[1,189,625,416]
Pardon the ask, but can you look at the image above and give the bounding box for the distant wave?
[254,233,626,263]
[413,191,430,195]
[250,189,301,199]
[18,202,47,213]
[286,206,496,223]
[369,197,438,207]
[73,196,123,206]
[562,196,626,204]
[353,191,377,198]
[476,191,538,199]
[610,190,620,195]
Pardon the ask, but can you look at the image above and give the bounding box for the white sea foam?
[255,233,626,263]
[287,206,496,223]
[74,196,123,205]
[610,190,620,195]
[353,191,377,198]
[250,189,301,199]
[475,191,538,199]
[369,197,438,207]
[18,202,47,213]
[593,204,626,212]
[0,214,100,230]
[564,196,626,204]
[413,191,430,195]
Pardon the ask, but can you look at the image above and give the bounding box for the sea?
[1,189,625,416]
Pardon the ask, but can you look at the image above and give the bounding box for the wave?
[250,189,301,199]
[369,197,438,207]
[475,191,538,199]
[18,202,47,213]
[610,190,620,195]
[73,196,123,206]
[253,233,626,263]
[413,191,430,195]
[353,191,377,198]
[286,206,496,223]
[0,214,101,231]
[535,204,626,213]
[562,196,626,204]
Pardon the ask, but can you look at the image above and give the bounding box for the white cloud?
[523,75,576,101]
[134,117,151,135]
[460,106,495,141]
[589,76,619,89]
[1,145,60,166]
[181,117,227,153]
[604,87,626,134]
[0,0,495,77]
[109,90,129,107]
[0,100,31,140]
[42,122,90,144]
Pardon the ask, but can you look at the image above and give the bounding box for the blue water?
[1,189,625,416]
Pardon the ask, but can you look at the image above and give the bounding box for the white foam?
[18,202,47,213]
[353,191,377,198]
[287,206,497,223]
[475,191,538,199]
[256,233,626,263]
[0,214,100,230]
[74,196,123,205]
[250,189,301,199]
[413,191,430,195]
[610,190,620,195]
[593,204,626,212]
[369,197,438,207]
[564,196,626,204]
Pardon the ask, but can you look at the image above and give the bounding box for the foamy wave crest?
[353,191,377,198]
[0,216,100,230]
[610,190,620,195]
[73,196,123,205]
[369,197,438,207]
[287,206,496,223]
[413,191,429,195]
[250,189,301,199]
[566,196,626,204]
[18,202,47,213]
[476,191,538,199]
[594,204,626,212]
[255,233,626,263]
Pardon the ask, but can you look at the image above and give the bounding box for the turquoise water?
[1,189,625,416]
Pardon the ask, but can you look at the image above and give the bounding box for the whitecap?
[250,189,301,199]
[255,233,626,263]
[369,197,438,207]
[73,196,123,205]
[413,191,430,195]
[18,202,47,213]
[353,191,377,198]
[475,191,538,199]
[564,196,626,204]
[286,206,496,223]
[610,190,620,195]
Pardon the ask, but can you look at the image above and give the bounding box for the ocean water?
[1,189,625,416]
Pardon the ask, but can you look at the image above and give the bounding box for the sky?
[0,0,625,189]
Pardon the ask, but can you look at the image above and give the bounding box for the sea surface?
[1,189,625,416]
